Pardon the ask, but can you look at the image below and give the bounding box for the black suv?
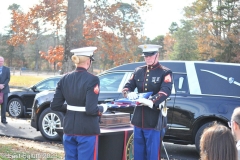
[30,61,240,152]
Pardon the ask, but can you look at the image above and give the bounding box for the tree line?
[0,0,239,75]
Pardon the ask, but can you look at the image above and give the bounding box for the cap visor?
[143,51,157,57]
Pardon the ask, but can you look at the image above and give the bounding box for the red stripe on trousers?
[93,135,98,160]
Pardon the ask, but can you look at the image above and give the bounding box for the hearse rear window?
[195,63,240,97]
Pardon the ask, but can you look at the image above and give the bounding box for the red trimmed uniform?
[123,62,172,160]
[51,67,104,160]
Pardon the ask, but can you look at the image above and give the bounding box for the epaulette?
[161,65,171,72]
[135,65,147,72]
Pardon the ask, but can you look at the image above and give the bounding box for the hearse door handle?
[167,98,171,101]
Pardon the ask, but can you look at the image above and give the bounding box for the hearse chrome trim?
[176,93,240,99]
[168,127,190,131]
[190,94,240,99]
[174,96,202,98]
[185,62,201,95]
[201,69,240,87]
[168,126,190,130]
[172,72,186,74]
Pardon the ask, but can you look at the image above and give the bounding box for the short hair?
[231,107,240,127]
[71,55,90,65]
[200,123,237,160]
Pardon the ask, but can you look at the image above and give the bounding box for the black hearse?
[31,61,240,155]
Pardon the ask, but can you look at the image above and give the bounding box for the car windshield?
[34,77,61,92]
[99,72,126,92]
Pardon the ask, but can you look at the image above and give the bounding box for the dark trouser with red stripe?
[63,134,98,160]
[134,126,161,160]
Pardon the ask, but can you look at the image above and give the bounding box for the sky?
[0,0,194,40]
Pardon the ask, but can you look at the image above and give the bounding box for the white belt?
[67,105,86,112]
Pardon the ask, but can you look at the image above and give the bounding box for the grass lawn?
[0,144,63,160]
[9,75,51,87]
[0,137,64,160]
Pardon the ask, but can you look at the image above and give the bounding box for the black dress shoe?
[1,121,7,124]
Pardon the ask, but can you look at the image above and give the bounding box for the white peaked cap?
[70,47,97,57]
[138,44,162,52]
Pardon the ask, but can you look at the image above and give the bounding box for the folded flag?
[107,92,153,109]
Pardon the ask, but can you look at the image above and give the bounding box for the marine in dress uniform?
[51,47,108,160]
[122,44,172,160]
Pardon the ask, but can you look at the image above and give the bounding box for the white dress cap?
[70,47,97,57]
[138,44,162,53]
[138,44,162,56]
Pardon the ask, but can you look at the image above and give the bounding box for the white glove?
[100,104,108,113]
[137,98,153,108]
[127,92,138,100]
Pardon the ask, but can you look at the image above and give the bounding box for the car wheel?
[38,108,64,141]
[195,122,214,153]
[7,98,24,118]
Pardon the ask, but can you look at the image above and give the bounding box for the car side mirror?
[31,86,37,91]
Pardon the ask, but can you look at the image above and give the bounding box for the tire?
[7,98,24,118]
[38,108,64,141]
[195,122,214,153]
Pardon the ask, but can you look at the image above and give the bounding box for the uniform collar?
[75,67,87,72]
[147,62,160,70]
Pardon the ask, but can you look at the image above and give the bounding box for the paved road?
[0,117,51,142]
[161,143,199,160]
[0,117,200,160]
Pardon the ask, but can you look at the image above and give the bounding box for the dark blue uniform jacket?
[51,67,104,135]
[123,62,172,129]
